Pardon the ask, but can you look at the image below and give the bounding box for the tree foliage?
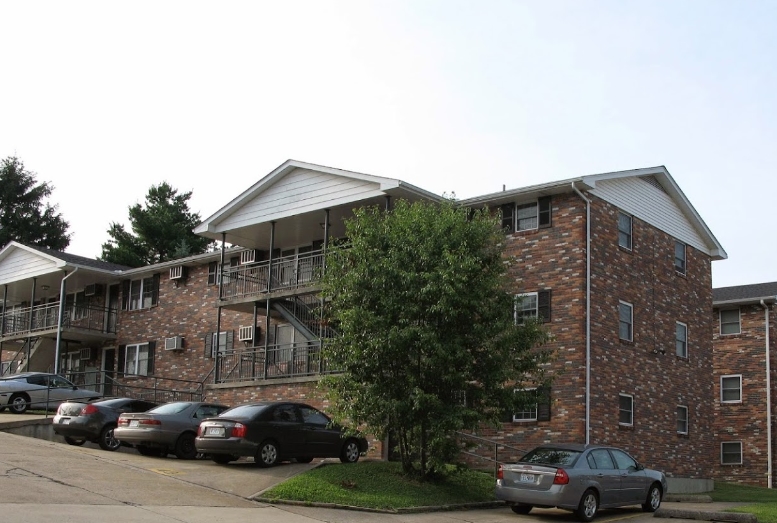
[100,182,212,267]
[0,156,70,250]
[319,199,553,479]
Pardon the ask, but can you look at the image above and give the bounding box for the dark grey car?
[115,401,230,459]
[495,443,667,521]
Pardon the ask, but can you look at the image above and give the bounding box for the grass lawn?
[259,460,497,511]
[711,482,777,523]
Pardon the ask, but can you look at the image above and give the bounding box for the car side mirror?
[636,463,644,471]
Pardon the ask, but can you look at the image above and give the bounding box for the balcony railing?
[215,341,336,383]
[220,250,325,300]
[1,302,118,337]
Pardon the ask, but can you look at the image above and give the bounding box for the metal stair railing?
[455,431,528,478]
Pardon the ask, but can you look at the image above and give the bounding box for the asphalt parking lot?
[0,414,748,523]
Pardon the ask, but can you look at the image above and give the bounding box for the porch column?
[267,221,276,293]
[27,278,36,365]
[218,233,226,300]
[214,305,222,384]
[0,285,7,373]
[264,297,270,378]
[385,195,392,211]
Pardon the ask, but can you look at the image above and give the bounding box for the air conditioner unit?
[238,325,254,342]
[79,347,93,360]
[84,283,103,297]
[239,250,257,265]
[164,336,184,351]
[169,265,188,280]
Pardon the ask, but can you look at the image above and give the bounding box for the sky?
[1,1,774,289]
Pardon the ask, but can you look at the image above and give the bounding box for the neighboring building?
[712,282,777,488]
[0,160,726,491]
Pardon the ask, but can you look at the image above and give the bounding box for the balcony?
[215,341,336,384]
[1,301,118,341]
[220,249,325,300]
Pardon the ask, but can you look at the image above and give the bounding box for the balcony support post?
[214,304,222,384]
[0,285,7,372]
[26,277,36,365]
[218,233,226,300]
[264,297,271,379]
[268,222,276,293]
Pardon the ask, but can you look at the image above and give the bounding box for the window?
[610,449,637,470]
[500,197,551,233]
[515,290,551,323]
[205,330,233,358]
[65,291,88,320]
[619,394,633,426]
[721,375,742,403]
[676,322,688,358]
[513,388,538,422]
[675,241,686,274]
[122,342,154,376]
[588,449,615,469]
[122,275,159,310]
[721,442,742,465]
[500,203,515,233]
[506,387,551,422]
[677,405,689,434]
[618,212,632,250]
[720,309,741,335]
[619,301,633,341]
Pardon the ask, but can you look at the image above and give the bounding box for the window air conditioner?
[239,250,257,265]
[238,326,254,342]
[169,265,188,280]
[164,336,184,351]
[79,348,93,360]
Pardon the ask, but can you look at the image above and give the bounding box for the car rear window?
[94,398,130,407]
[218,404,269,419]
[520,448,581,466]
[148,402,192,414]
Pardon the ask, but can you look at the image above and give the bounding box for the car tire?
[296,457,314,464]
[174,433,198,460]
[511,504,533,514]
[642,483,662,512]
[256,440,280,467]
[98,424,121,451]
[64,436,86,446]
[8,393,30,414]
[137,445,163,457]
[575,489,598,522]
[339,439,361,463]
[211,454,236,465]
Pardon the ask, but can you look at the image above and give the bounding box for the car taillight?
[554,468,570,485]
[231,423,246,438]
[139,419,161,425]
[497,464,504,480]
[118,417,129,426]
[80,404,98,416]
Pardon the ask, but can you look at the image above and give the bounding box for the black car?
[53,397,159,451]
[195,401,368,466]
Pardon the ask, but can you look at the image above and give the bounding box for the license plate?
[129,420,139,427]
[520,473,535,483]
[206,426,225,437]
[60,418,71,425]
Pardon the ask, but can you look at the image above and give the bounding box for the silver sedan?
[495,443,667,521]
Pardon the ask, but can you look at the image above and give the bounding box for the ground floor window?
[721,442,742,465]
[124,343,150,376]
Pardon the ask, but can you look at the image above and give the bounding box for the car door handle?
[597,474,605,478]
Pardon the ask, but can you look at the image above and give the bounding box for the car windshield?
[148,402,192,415]
[218,404,269,419]
[520,448,581,466]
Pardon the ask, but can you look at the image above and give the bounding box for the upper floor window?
[619,301,633,342]
[721,375,742,403]
[676,322,688,358]
[675,241,687,274]
[500,197,552,233]
[515,290,552,324]
[619,393,633,426]
[205,330,234,358]
[121,275,159,311]
[720,309,741,335]
[618,212,632,250]
[677,405,689,434]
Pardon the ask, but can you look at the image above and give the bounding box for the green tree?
[100,182,212,267]
[320,199,553,479]
[0,156,70,250]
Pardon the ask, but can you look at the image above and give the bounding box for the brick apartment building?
[0,160,726,491]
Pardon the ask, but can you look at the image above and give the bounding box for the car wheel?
[511,504,533,514]
[339,439,361,463]
[174,433,198,460]
[8,393,30,414]
[64,436,86,446]
[642,483,662,512]
[256,440,279,467]
[575,489,598,522]
[296,457,314,464]
[98,424,121,451]
[137,445,163,457]
[211,454,236,465]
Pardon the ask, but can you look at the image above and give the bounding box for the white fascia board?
[458,176,591,207]
[713,296,777,307]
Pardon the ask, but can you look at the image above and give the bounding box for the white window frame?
[675,241,687,274]
[124,342,150,376]
[618,212,632,250]
[720,309,741,335]
[676,321,688,358]
[619,301,633,342]
[618,393,633,426]
[516,202,539,231]
[512,387,538,422]
[128,277,156,311]
[211,331,228,357]
[515,292,538,324]
[721,441,743,465]
[677,405,689,434]
[721,374,742,403]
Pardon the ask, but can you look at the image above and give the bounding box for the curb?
[655,508,757,523]
[664,495,714,503]
[252,498,506,514]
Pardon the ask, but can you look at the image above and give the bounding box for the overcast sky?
[1,1,774,289]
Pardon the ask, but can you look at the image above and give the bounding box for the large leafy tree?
[0,156,70,250]
[320,199,552,479]
[100,182,212,267]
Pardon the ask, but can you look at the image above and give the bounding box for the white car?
[0,372,101,414]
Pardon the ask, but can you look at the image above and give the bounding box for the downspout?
[761,299,773,488]
[54,268,78,374]
[572,182,592,445]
